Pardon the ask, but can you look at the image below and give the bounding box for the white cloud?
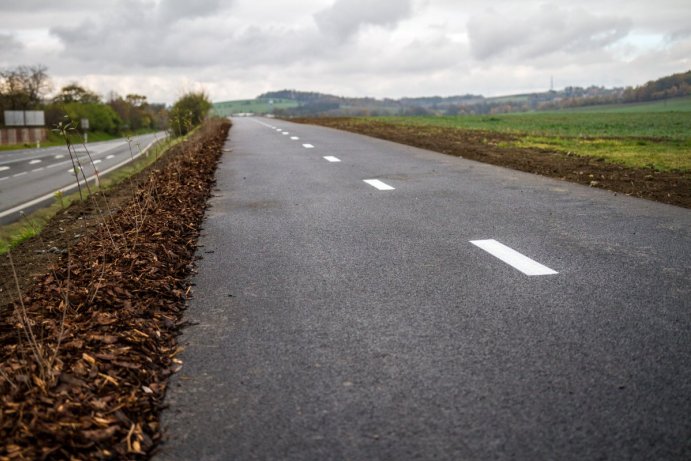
[314,0,413,42]
[467,3,632,61]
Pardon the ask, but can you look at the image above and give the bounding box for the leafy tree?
[53,83,102,104]
[169,91,211,136]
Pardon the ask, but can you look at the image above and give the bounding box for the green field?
[367,103,691,171]
[213,98,299,116]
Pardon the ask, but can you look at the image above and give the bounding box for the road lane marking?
[29,159,42,165]
[0,166,9,172]
[54,155,65,159]
[323,156,341,162]
[302,144,314,149]
[290,136,299,140]
[93,159,102,164]
[0,176,7,181]
[106,155,115,159]
[32,167,45,172]
[470,239,558,276]
[1,136,164,221]
[47,163,62,169]
[282,132,289,135]
[13,172,27,178]
[363,179,395,190]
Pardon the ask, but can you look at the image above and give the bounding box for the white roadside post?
[81,118,89,143]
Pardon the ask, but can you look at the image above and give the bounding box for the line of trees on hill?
[259,70,691,117]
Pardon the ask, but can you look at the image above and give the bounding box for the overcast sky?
[1,0,689,104]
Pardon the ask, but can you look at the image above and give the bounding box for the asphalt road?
[158,117,690,460]
[0,132,165,224]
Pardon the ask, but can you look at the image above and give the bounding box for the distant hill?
[213,70,691,117]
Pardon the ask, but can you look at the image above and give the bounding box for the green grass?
[557,95,691,113]
[212,98,299,116]
[365,108,691,171]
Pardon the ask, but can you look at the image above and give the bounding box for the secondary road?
[0,132,165,224]
[158,117,690,460]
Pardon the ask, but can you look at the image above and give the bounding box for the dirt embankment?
[0,118,230,459]
[293,117,691,208]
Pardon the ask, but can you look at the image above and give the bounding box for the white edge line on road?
[0,137,163,219]
[323,156,341,162]
[470,239,558,276]
[363,179,395,190]
[302,144,314,149]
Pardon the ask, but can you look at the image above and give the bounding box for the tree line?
[0,65,212,137]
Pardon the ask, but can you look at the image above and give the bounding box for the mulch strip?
[293,117,691,208]
[0,118,230,459]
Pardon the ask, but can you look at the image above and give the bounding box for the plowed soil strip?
[1,119,231,459]
[293,117,690,208]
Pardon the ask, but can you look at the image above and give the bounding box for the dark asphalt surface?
[0,132,164,224]
[157,117,691,460]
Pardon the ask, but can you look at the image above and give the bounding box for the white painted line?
[363,179,395,190]
[54,155,65,159]
[29,159,42,165]
[0,176,8,181]
[13,172,27,178]
[32,167,45,172]
[46,163,62,169]
[93,159,102,164]
[106,155,115,159]
[323,156,341,162]
[0,166,9,172]
[470,239,558,276]
[290,136,299,140]
[302,144,314,149]
[68,168,80,175]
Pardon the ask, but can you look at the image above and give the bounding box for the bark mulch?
[293,117,691,208]
[0,118,231,460]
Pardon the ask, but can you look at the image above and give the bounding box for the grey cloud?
[468,4,631,61]
[314,0,412,42]
[158,0,226,23]
[0,33,23,60]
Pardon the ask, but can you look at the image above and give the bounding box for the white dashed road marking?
[32,168,44,172]
[55,155,65,159]
[302,144,314,149]
[106,155,115,159]
[323,156,341,162]
[13,172,27,178]
[470,239,558,276]
[291,136,299,140]
[0,166,9,172]
[363,179,395,191]
[93,159,102,164]
[282,132,289,135]
[29,159,42,165]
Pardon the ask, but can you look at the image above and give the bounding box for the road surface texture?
[0,132,164,224]
[158,118,690,460]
